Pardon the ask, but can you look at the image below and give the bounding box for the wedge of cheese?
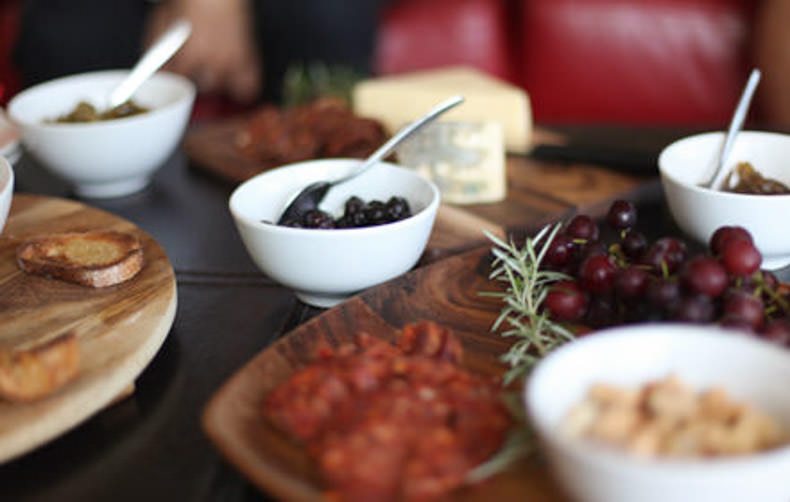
[395,121,506,204]
[352,66,532,153]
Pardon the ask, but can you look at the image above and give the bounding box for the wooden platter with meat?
[184,98,387,184]
[202,246,566,501]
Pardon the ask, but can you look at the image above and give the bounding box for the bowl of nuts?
[525,323,790,502]
[229,158,440,307]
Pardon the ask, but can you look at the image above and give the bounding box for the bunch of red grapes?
[540,200,790,344]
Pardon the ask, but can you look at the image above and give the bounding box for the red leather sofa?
[0,0,758,126]
[0,1,20,107]
[377,0,757,126]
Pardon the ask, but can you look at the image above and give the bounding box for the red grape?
[709,226,752,255]
[530,200,778,335]
[579,240,609,261]
[641,237,687,275]
[645,277,681,311]
[579,254,617,294]
[672,294,715,323]
[621,231,647,261]
[565,215,599,241]
[721,239,762,277]
[606,199,637,230]
[543,234,575,269]
[584,295,618,328]
[544,280,588,322]
[615,266,649,302]
[680,256,728,298]
[721,291,764,330]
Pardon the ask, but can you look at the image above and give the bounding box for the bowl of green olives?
[7,70,195,198]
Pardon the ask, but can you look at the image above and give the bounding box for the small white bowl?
[229,159,440,307]
[659,131,790,269]
[525,324,790,502]
[0,156,13,234]
[7,70,195,198]
[0,108,21,165]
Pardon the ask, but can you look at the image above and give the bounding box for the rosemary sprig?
[282,62,364,107]
[466,390,534,483]
[465,224,579,483]
[466,418,534,483]
[482,223,577,385]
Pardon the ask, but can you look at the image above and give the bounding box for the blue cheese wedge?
[396,121,506,204]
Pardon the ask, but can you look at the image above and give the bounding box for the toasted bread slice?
[0,333,80,402]
[17,230,144,288]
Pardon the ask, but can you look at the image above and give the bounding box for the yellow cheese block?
[352,66,532,153]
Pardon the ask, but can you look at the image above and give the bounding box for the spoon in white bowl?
[106,19,192,109]
[276,94,465,225]
[701,68,761,191]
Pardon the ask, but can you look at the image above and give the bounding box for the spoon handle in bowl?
[705,68,761,190]
[333,94,465,185]
[107,19,192,109]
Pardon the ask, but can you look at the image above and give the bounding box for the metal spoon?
[107,19,192,109]
[276,94,465,225]
[701,68,761,190]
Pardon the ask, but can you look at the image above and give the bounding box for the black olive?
[385,196,411,222]
[344,196,365,216]
[363,200,388,225]
[348,210,368,227]
[280,195,412,229]
[303,209,335,229]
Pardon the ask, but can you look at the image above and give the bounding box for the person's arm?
[753,0,790,130]
[145,0,262,103]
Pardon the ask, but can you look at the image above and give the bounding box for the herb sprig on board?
[467,224,578,482]
[482,224,577,385]
[282,62,363,107]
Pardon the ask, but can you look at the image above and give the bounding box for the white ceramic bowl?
[229,159,440,307]
[0,108,21,165]
[7,70,195,198]
[0,156,13,234]
[659,131,790,269]
[525,324,790,502]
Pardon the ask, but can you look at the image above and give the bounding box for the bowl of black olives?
[229,158,440,307]
[281,194,414,230]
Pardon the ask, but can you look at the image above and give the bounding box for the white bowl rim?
[228,158,441,238]
[525,323,790,475]
[0,155,13,196]
[658,130,790,201]
[7,69,196,130]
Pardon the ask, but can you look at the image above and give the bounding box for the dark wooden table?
[0,125,747,501]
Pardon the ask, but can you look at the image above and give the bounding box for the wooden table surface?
[0,124,712,501]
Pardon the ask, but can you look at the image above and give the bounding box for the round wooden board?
[202,246,566,502]
[0,193,177,463]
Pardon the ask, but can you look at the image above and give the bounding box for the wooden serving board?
[184,116,264,183]
[0,194,177,463]
[202,246,566,501]
[184,118,657,263]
